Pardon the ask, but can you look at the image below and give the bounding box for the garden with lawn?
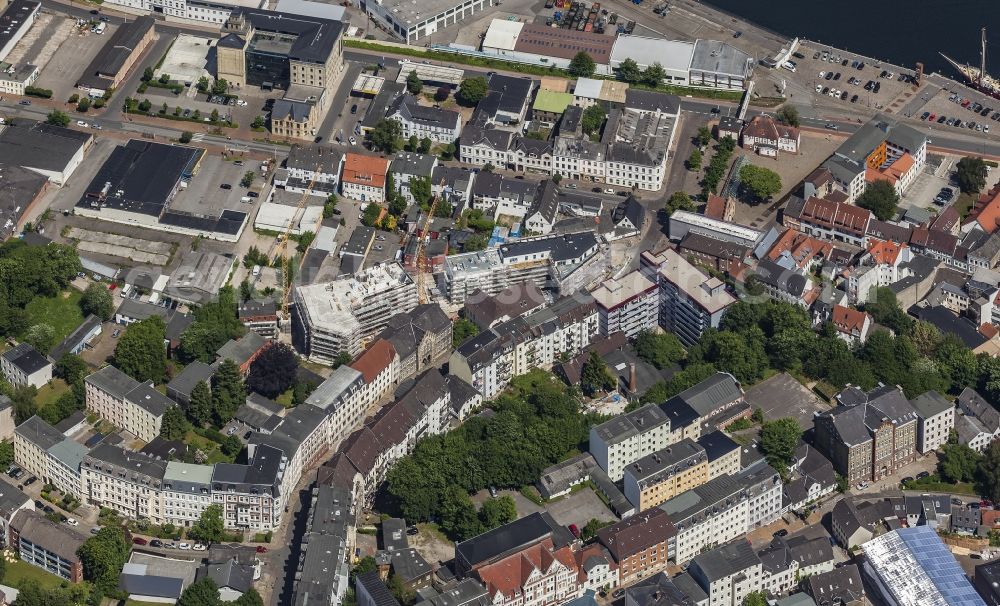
[23,291,84,345]
[2,559,68,590]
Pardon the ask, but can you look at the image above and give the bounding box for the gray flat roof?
[0,120,91,176]
[690,39,752,78]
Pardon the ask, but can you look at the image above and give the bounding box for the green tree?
[580,518,610,541]
[234,589,264,606]
[187,380,213,427]
[979,441,1000,504]
[696,126,712,147]
[179,286,245,363]
[160,405,187,441]
[46,110,70,127]
[439,486,481,540]
[856,179,899,221]
[180,131,193,144]
[142,66,154,82]
[666,191,695,215]
[419,137,433,154]
[322,194,339,218]
[478,495,517,530]
[77,527,131,593]
[776,105,800,127]
[407,135,419,152]
[211,359,244,426]
[368,119,402,154]
[23,323,55,354]
[760,418,801,476]
[568,51,596,77]
[634,331,685,369]
[690,329,767,384]
[641,63,667,86]
[956,156,989,194]
[457,76,488,105]
[453,318,479,347]
[440,143,457,161]
[81,282,114,320]
[406,70,423,94]
[464,233,489,252]
[240,171,255,187]
[333,351,353,368]
[210,109,220,122]
[409,176,433,207]
[582,104,605,135]
[739,164,782,203]
[687,148,702,171]
[909,320,942,357]
[189,504,225,544]
[221,435,242,457]
[138,98,152,112]
[177,578,220,606]
[742,592,768,606]
[939,440,981,483]
[77,97,91,113]
[210,78,229,95]
[617,57,641,83]
[296,230,316,253]
[251,115,265,129]
[0,441,14,475]
[581,349,616,397]
[862,287,913,334]
[114,316,166,383]
[361,202,382,227]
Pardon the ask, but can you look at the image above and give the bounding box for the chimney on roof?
[629,363,637,393]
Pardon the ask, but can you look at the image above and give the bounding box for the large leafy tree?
[248,342,299,399]
[581,105,605,135]
[453,318,479,348]
[739,164,782,203]
[211,359,245,426]
[368,119,402,154]
[114,316,166,383]
[568,51,596,77]
[177,578,221,606]
[478,496,516,530]
[78,527,131,593]
[457,76,488,106]
[856,179,899,221]
[617,58,641,83]
[760,418,801,476]
[187,380,213,427]
[979,441,1000,504]
[179,287,244,363]
[641,63,666,86]
[634,331,685,369]
[80,283,114,320]
[160,405,187,441]
[405,70,423,95]
[581,349,616,396]
[55,354,88,385]
[188,504,225,544]
[776,105,800,127]
[666,191,695,215]
[939,440,981,483]
[956,156,988,193]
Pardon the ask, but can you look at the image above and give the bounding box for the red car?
[256,546,268,554]
[133,537,148,546]
[568,524,580,538]
[928,114,936,122]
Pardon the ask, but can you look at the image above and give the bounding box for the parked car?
[917,471,930,479]
[179,543,191,550]
[150,539,163,547]
[193,543,207,551]
[256,546,269,553]
[133,537,149,546]
[568,524,580,537]
[773,529,788,538]
[65,518,78,526]
[220,183,232,190]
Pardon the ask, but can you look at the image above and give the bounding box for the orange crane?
[415,178,446,304]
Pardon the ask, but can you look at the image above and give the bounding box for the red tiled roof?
[342,153,389,188]
[796,196,871,236]
[969,183,1000,233]
[865,153,914,186]
[349,338,396,383]
[832,305,869,335]
[766,229,833,269]
[476,539,577,599]
[866,238,906,266]
[742,114,800,143]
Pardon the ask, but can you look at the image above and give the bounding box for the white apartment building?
[689,541,764,606]
[293,263,418,361]
[81,445,169,524]
[640,249,736,347]
[279,144,344,195]
[162,462,213,527]
[340,153,389,204]
[660,464,784,565]
[85,366,175,443]
[846,239,912,304]
[589,404,674,482]
[459,127,514,169]
[13,417,65,486]
[306,365,370,448]
[910,391,955,455]
[387,94,463,143]
[590,270,659,338]
[955,387,1000,453]
[449,294,598,399]
[1,344,52,390]
[46,439,88,499]
[211,444,285,531]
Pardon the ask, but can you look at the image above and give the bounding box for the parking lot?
[897,155,956,212]
[171,154,258,215]
[475,486,618,531]
[29,19,115,103]
[785,43,918,115]
[912,87,1000,137]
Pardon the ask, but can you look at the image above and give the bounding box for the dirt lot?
[730,131,841,229]
[409,524,455,566]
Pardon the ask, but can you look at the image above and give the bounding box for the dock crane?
[415,178,447,304]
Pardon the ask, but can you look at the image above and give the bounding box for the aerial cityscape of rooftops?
[5,0,1000,605]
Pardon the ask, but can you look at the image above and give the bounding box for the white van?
[93,22,106,35]
[781,60,797,73]
[252,265,261,277]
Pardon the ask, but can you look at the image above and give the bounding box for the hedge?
[25,86,53,98]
